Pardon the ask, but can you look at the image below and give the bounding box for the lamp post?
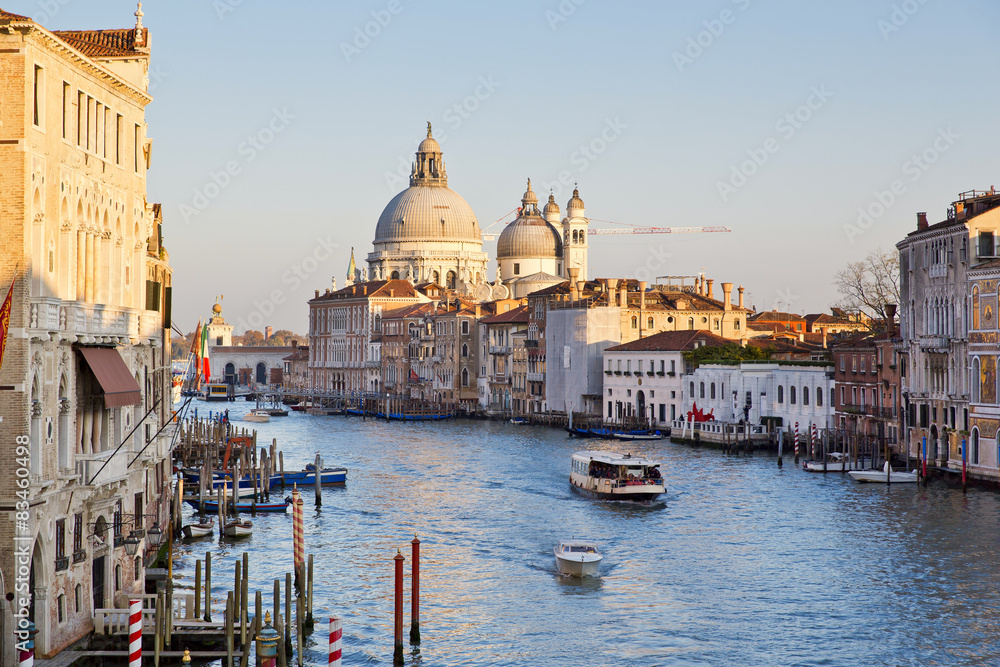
[256,611,280,667]
[123,533,141,557]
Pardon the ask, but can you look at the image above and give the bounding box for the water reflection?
[173,400,1000,666]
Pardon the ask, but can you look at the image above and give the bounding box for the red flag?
[0,270,16,372]
[189,321,202,380]
[409,368,419,382]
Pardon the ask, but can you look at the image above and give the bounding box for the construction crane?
[480,213,731,240]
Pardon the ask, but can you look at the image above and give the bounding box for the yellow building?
[0,6,174,658]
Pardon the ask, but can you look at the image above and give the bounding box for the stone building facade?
[0,8,174,658]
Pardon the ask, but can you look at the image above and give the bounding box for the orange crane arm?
[587,226,731,235]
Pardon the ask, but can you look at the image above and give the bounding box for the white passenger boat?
[554,540,603,576]
[570,451,665,502]
[244,409,270,423]
[224,519,253,538]
[803,452,849,472]
[847,461,918,484]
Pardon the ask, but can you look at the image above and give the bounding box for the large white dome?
[373,185,482,244]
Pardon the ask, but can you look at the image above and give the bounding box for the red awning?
[77,347,142,408]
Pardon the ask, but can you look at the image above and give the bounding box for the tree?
[683,342,770,368]
[834,248,900,329]
[239,330,265,346]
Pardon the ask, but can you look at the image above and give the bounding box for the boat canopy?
[572,450,660,468]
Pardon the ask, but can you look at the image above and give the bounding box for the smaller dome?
[418,136,441,154]
[567,187,584,210]
[521,178,538,205]
[497,216,563,259]
[543,193,560,216]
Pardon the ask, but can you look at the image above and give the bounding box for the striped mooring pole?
[292,485,305,574]
[328,617,343,666]
[17,619,36,667]
[793,422,800,463]
[128,599,142,667]
[811,423,818,460]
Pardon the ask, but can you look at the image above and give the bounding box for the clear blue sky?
[15,0,1000,334]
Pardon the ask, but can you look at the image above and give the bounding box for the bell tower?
[562,186,589,280]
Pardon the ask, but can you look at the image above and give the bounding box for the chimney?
[706,279,714,299]
[722,282,733,311]
[315,290,320,298]
[798,332,804,342]
[917,212,928,230]
[639,281,647,310]
[822,329,827,348]
[885,303,898,336]
[568,268,580,300]
[738,286,744,309]
[619,283,628,308]
[697,276,704,296]
[292,340,298,349]
[475,304,481,317]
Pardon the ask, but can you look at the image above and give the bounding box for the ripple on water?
[174,402,1000,666]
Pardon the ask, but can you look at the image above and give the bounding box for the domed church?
[496,179,591,297]
[367,124,489,290]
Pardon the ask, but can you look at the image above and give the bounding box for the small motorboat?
[803,452,849,472]
[269,466,347,488]
[224,520,253,538]
[244,409,270,423]
[181,521,214,539]
[847,461,919,484]
[614,430,667,441]
[554,540,603,576]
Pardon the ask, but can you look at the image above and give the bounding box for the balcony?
[75,449,128,487]
[527,372,544,382]
[918,336,950,353]
[28,298,163,343]
[489,345,512,355]
[929,263,948,278]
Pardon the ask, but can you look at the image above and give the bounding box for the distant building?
[832,333,902,448]
[479,304,529,414]
[603,330,729,425]
[282,342,310,392]
[751,311,808,333]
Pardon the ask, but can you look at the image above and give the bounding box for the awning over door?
[77,346,142,408]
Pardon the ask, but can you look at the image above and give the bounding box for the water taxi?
[205,383,231,402]
[554,540,603,576]
[569,450,665,502]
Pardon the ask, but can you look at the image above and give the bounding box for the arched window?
[699,382,705,399]
[461,368,469,387]
[713,319,719,330]
[631,316,638,329]
[972,357,981,403]
[374,315,381,331]
[688,317,695,330]
[816,387,823,406]
[462,344,469,358]
[790,386,796,404]
[803,387,809,406]
[647,316,654,329]
[972,428,980,464]
[391,270,400,279]
[255,362,267,385]
[777,385,783,404]
[710,382,716,399]
[690,381,695,398]
[974,286,981,330]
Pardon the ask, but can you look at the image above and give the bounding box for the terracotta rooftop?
[381,303,435,320]
[480,305,529,325]
[606,329,730,352]
[752,310,805,322]
[311,279,418,302]
[0,9,30,21]
[53,28,149,58]
[282,346,309,362]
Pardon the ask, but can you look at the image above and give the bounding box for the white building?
[603,330,730,426]
[680,362,835,430]
[366,125,489,290]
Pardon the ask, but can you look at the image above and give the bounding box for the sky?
[13,0,1000,334]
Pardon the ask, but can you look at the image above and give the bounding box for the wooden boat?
[269,466,348,488]
[554,540,603,576]
[612,429,667,441]
[570,451,665,502]
[181,521,214,538]
[244,409,270,423]
[848,462,918,484]
[565,427,594,438]
[803,452,849,472]
[510,417,529,425]
[198,498,289,513]
[224,520,253,538]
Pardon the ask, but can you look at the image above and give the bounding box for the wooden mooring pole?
[393,550,404,665]
[410,535,421,645]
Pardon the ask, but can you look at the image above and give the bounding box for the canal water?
[174,400,1000,666]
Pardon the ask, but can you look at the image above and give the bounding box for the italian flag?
[200,323,210,381]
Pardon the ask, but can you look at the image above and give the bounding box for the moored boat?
[554,540,603,576]
[198,498,289,513]
[181,521,214,538]
[570,450,665,501]
[224,519,253,538]
[269,466,347,488]
[803,452,849,472]
[847,461,918,484]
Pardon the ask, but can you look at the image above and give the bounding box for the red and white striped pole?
[811,423,818,460]
[292,485,304,571]
[793,422,800,463]
[17,629,33,667]
[128,599,142,667]
[328,617,342,666]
